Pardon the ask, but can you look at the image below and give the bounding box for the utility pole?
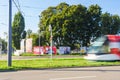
[0,39,2,58]
[8,0,12,67]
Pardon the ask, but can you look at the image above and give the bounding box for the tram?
[84,35,120,61]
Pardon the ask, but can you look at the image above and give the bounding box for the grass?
[0,58,120,71]
[19,52,37,56]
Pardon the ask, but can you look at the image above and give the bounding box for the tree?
[101,13,120,35]
[87,4,102,41]
[39,2,70,47]
[0,38,7,52]
[26,29,32,38]
[38,2,120,49]
[39,3,89,49]
[101,12,112,35]
[62,4,88,47]
[111,15,120,34]
[21,30,26,39]
[29,33,38,46]
[12,12,25,49]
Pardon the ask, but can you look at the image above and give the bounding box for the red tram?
[84,35,120,61]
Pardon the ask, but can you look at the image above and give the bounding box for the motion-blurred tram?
[84,35,120,61]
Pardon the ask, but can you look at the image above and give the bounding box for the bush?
[20,52,35,56]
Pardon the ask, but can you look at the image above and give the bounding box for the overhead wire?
[0,5,44,10]
[12,0,21,12]
[21,6,45,10]
[0,4,45,10]
[12,0,25,16]
[0,1,44,17]
[16,0,20,9]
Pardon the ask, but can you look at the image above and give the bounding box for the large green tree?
[39,3,88,49]
[101,12,112,35]
[111,15,120,34]
[39,2,70,46]
[101,13,120,35]
[12,12,25,49]
[61,4,88,47]
[87,4,102,41]
[38,2,120,49]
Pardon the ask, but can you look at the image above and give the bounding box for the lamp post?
[39,30,41,55]
[38,15,41,55]
[49,25,52,59]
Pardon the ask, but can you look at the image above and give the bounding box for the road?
[0,66,120,80]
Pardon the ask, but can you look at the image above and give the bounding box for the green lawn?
[0,58,120,71]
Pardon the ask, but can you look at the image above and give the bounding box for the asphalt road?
[0,66,120,80]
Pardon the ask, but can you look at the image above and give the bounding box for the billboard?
[33,46,57,55]
[33,46,45,55]
[26,38,32,52]
[59,46,70,54]
[45,46,57,54]
[20,39,25,53]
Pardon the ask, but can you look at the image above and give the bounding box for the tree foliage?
[101,13,120,35]
[21,30,26,39]
[29,33,38,46]
[0,38,7,51]
[38,2,120,49]
[12,12,25,49]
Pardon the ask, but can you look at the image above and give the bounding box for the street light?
[49,25,52,59]
[39,30,41,55]
[38,15,41,55]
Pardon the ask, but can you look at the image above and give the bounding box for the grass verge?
[0,58,120,71]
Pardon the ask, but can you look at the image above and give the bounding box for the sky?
[0,0,120,39]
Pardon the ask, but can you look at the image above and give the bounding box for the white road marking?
[50,76,96,80]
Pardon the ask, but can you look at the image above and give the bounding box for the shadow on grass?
[0,69,17,72]
[49,65,120,72]
[0,67,58,72]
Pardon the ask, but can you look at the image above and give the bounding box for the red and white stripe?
[107,35,120,56]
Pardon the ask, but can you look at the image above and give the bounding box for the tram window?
[87,36,109,54]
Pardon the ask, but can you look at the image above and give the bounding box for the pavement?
[0,66,120,80]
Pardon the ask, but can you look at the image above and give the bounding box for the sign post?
[0,41,2,58]
[49,25,52,59]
